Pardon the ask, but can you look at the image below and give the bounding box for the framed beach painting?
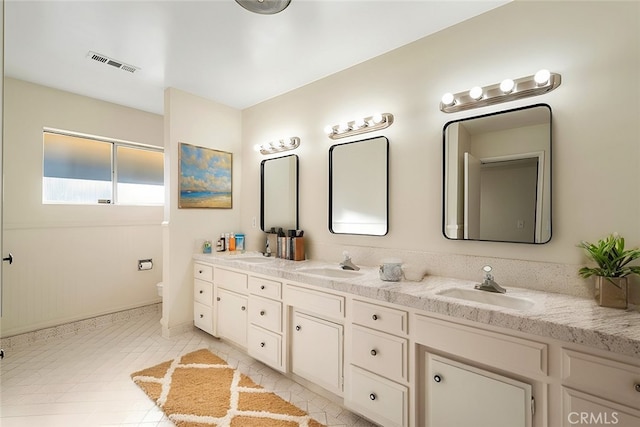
[179,142,232,209]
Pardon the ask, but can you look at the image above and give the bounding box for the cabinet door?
[216,288,248,348]
[291,311,343,396]
[427,354,533,427]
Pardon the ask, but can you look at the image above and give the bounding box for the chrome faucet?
[474,265,506,293]
[339,251,360,271]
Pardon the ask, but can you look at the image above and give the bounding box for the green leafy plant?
[578,233,640,281]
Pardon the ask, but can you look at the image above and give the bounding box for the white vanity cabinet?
[193,262,214,334]
[214,267,248,348]
[345,299,410,427]
[560,349,640,426]
[285,283,346,396]
[247,275,285,372]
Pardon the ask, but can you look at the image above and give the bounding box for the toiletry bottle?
[229,233,236,251]
[217,233,226,252]
[224,233,230,251]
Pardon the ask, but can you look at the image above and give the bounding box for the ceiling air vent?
[87,51,139,74]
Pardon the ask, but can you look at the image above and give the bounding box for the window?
[43,130,164,205]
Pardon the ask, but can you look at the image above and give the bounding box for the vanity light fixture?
[325,113,394,140]
[256,137,300,155]
[439,69,561,113]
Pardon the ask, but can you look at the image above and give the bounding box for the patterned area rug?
[131,348,326,427]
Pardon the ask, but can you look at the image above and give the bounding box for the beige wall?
[161,88,242,336]
[240,1,640,276]
[2,78,164,336]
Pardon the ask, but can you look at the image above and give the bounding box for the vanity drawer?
[284,284,345,319]
[249,295,282,333]
[248,325,283,372]
[414,314,548,377]
[248,276,282,299]
[194,279,213,306]
[351,325,408,382]
[194,263,213,282]
[214,267,248,294]
[352,299,408,336]
[193,301,213,334]
[562,349,640,409]
[345,365,408,427]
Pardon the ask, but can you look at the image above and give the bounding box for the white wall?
[1,78,164,337]
[240,1,640,298]
[161,88,242,337]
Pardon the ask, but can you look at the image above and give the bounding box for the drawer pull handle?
[433,375,442,383]
[370,349,377,356]
[372,314,378,321]
[296,325,301,331]
[369,393,376,401]
[241,306,246,311]
[260,342,266,348]
[635,383,640,393]
[260,285,265,290]
[260,310,266,316]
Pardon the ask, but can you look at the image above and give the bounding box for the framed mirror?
[329,136,389,235]
[443,104,552,244]
[261,154,298,231]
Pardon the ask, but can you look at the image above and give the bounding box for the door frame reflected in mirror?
[442,103,552,244]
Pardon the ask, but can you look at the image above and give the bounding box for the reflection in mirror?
[330,136,388,235]
[261,154,298,231]
[443,104,551,243]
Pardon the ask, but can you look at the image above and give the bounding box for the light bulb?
[441,92,455,106]
[254,144,263,152]
[324,125,335,135]
[469,86,483,100]
[534,69,551,85]
[338,122,350,133]
[372,113,384,124]
[500,79,515,94]
[353,117,366,129]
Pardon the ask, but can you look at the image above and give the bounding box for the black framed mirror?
[329,136,389,236]
[443,104,552,243]
[261,154,298,231]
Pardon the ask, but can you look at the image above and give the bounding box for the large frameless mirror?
[329,136,389,235]
[443,104,552,243]
[261,154,298,231]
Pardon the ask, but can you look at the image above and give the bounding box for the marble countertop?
[193,252,640,359]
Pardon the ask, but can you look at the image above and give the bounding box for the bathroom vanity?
[192,253,640,427]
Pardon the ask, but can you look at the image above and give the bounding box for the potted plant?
[578,233,640,309]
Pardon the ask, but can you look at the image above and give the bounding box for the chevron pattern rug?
[131,348,326,427]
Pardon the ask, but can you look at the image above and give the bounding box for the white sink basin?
[437,288,535,310]
[298,267,364,279]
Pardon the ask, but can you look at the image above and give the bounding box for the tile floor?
[1,309,377,427]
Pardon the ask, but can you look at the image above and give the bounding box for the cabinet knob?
[260,342,266,348]
[260,285,265,290]
[370,349,377,356]
[433,375,442,383]
[199,290,204,294]
[217,297,221,301]
[260,310,266,316]
[372,314,378,321]
[295,325,301,331]
[635,383,640,393]
[369,393,376,401]
[199,270,203,274]
[199,314,204,318]
[241,306,246,311]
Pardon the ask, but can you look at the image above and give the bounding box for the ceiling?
[5,0,509,115]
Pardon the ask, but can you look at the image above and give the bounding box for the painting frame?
[178,142,232,209]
